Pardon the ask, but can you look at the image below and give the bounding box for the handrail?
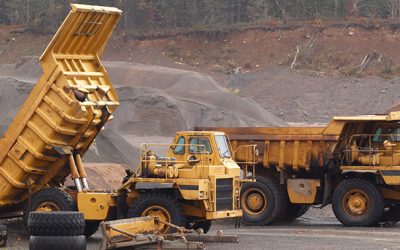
[344,133,400,166]
[233,144,257,179]
[137,143,210,179]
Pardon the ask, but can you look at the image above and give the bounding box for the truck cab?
[120,131,245,233]
[166,131,241,178]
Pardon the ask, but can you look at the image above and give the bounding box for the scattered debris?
[357,51,381,74]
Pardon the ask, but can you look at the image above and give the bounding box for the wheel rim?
[141,205,172,233]
[35,202,61,212]
[342,189,370,216]
[241,188,268,215]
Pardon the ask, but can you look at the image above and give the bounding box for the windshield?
[215,135,231,158]
[189,137,211,154]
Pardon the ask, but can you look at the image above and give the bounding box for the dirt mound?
[228,65,400,122]
[83,128,137,167]
[0,59,286,169]
[0,77,32,134]
[105,62,286,138]
[385,103,400,113]
[64,163,128,190]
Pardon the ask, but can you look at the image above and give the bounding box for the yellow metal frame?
[0,4,121,206]
[77,192,118,220]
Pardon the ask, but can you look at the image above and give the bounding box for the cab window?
[173,136,185,155]
[215,135,231,158]
[387,127,400,142]
[372,127,382,142]
[189,137,211,154]
[397,128,400,142]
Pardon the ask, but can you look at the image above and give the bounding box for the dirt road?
[4,217,400,250]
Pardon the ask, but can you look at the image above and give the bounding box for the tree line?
[1,0,400,34]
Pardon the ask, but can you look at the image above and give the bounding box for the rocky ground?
[4,207,400,250]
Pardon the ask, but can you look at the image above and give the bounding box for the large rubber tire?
[29,235,86,250]
[84,221,101,237]
[332,178,384,226]
[240,177,288,225]
[186,219,212,233]
[282,203,310,222]
[127,192,185,234]
[0,224,7,248]
[28,211,85,236]
[24,187,76,225]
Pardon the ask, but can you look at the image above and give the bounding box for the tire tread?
[28,211,85,236]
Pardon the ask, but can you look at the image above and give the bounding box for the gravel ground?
[3,208,400,250]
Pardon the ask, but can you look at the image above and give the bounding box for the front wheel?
[127,192,185,234]
[332,178,384,226]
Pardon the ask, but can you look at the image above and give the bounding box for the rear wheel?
[332,178,384,226]
[23,187,76,225]
[127,192,185,234]
[84,221,101,237]
[240,177,287,225]
[380,204,400,224]
[0,224,7,248]
[186,218,212,233]
[282,203,310,222]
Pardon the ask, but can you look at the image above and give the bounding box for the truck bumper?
[205,209,243,220]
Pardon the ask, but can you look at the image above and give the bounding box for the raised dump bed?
[0,4,121,207]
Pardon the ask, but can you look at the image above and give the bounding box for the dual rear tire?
[241,176,387,227]
[240,177,288,225]
[240,177,310,225]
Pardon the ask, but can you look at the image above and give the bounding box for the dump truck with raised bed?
[198,112,400,227]
[0,3,121,228]
[0,4,246,238]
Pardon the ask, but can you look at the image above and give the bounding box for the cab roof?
[333,111,400,122]
[177,131,226,136]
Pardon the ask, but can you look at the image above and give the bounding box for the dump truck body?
[214,126,341,172]
[0,4,121,208]
[198,111,400,227]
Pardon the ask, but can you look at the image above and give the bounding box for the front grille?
[216,178,233,211]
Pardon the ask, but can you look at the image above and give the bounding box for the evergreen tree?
[0,1,9,24]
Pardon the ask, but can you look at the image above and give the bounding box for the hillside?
[1,22,400,166]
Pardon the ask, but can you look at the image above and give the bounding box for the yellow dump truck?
[0,4,121,215]
[199,112,400,227]
[0,4,245,238]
